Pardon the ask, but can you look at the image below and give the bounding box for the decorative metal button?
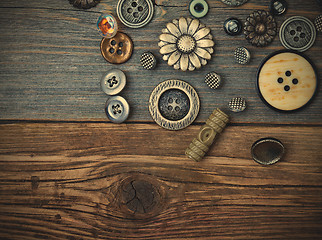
[159,17,214,71]
[205,72,221,89]
[279,16,316,52]
[97,14,118,38]
[228,97,246,112]
[117,0,154,29]
[189,0,209,19]
[149,80,200,130]
[269,0,287,16]
[140,52,156,70]
[257,50,318,111]
[68,0,100,9]
[101,69,126,95]
[244,10,277,47]
[100,32,133,64]
[251,138,285,165]
[314,15,322,32]
[105,96,130,123]
[234,47,250,65]
[224,17,242,36]
[220,0,248,7]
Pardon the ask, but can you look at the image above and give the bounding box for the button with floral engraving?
[101,69,126,95]
[105,96,130,123]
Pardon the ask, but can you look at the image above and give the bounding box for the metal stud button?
[279,16,316,52]
[205,72,221,89]
[220,0,248,7]
[314,15,322,32]
[140,52,156,70]
[105,96,130,123]
[189,0,209,19]
[224,17,242,36]
[101,69,126,95]
[234,47,250,65]
[228,97,246,112]
[117,0,154,29]
[269,0,287,16]
[251,138,285,165]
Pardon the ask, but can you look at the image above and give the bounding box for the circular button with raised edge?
[224,17,242,36]
[140,52,157,70]
[97,14,118,38]
[205,72,221,89]
[117,0,154,29]
[251,138,285,165]
[220,0,248,7]
[189,0,209,19]
[228,97,246,112]
[257,50,318,112]
[314,15,322,32]
[279,16,316,52]
[100,32,133,64]
[105,96,130,123]
[234,47,250,65]
[269,0,287,16]
[101,69,126,95]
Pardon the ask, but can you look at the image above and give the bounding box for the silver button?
[279,16,316,52]
[105,96,130,123]
[101,69,126,96]
[234,47,250,65]
[251,138,285,165]
[314,15,322,32]
[220,0,248,7]
[205,72,221,89]
[140,52,156,70]
[117,0,154,29]
[228,97,246,112]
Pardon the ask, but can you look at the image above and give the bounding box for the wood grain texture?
[0,123,321,239]
[0,0,321,123]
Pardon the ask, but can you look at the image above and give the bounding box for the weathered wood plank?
[0,0,321,123]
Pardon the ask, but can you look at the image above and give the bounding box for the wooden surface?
[0,0,322,239]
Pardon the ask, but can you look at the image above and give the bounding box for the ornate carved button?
[105,96,130,123]
[159,17,214,71]
[269,0,287,16]
[251,138,285,165]
[279,16,316,52]
[224,17,242,36]
[117,0,154,28]
[140,52,157,70]
[149,80,200,130]
[315,15,322,32]
[68,0,100,9]
[101,69,126,95]
[205,72,221,89]
[189,0,209,19]
[234,47,250,65]
[97,14,118,38]
[100,32,133,64]
[220,0,248,7]
[228,97,246,112]
[257,50,318,111]
[244,10,277,47]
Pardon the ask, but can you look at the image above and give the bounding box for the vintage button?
[279,16,316,52]
[220,0,248,7]
[228,97,246,112]
[224,17,242,36]
[117,0,154,28]
[97,14,118,38]
[251,138,285,165]
[149,79,200,130]
[105,96,130,123]
[189,0,209,18]
[69,0,100,9]
[101,69,126,95]
[234,47,250,65]
[269,0,287,16]
[100,32,133,64]
[140,52,157,70]
[205,72,221,89]
[314,15,322,32]
[257,50,317,111]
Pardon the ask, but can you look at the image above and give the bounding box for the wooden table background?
[0,0,321,239]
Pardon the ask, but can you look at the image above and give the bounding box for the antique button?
[220,0,248,7]
[269,0,287,16]
[189,0,209,19]
[105,96,130,123]
[205,72,221,89]
[140,52,156,70]
[244,10,277,47]
[149,80,200,130]
[251,138,285,165]
[101,69,126,95]
[314,15,322,32]
[117,0,154,28]
[279,16,316,52]
[68,0,100,9]
[228,97,246,112]
[224,17,242,36]
[97,14,118,38]
[100,32,133,64]
[234,47,250,65]
[257,50,317,111]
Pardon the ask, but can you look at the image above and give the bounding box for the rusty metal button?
[220,0,248,7]
[105,96,130,123]
[224,17,242,36]
[101,69,126,95]
[251,138,285,165]
[314,15,322,32]
[269,0,287,16]
[100,32,133,64]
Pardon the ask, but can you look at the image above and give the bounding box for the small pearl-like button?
[101,69,126,95]
[105,96,130,123]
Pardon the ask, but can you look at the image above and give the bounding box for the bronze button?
[100,32,133,64]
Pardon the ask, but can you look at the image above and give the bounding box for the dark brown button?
[100,32,133,64]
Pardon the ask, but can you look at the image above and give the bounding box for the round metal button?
[68,0,100,9]
[140,52,156,70]
[224,17,242,36]
[149,80,200,130]
[269,0,287,16]
[314,15,322,32]
[189,0,209,19]
[117,0,154,29]
[251,138,285,165]
[101,69,126,95]
[205,72,221,89]
[234,47,250,65]
[228,97,246,112]
[279,16,316,52]
[220,0,248,7]
[105,96,130,123]
[100,32,133,64]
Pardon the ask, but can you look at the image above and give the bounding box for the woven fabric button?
[314,15,322,32]
[205,72,221,89]
[279,16,316,52]
[220,0,248,7]
[101,69,126,95]
[117,0,154,29]
[140,52,156,70]
[189,0,209,19]
[100,32,133,64]
[105,96,130,123]
[269,0,287,16]
[228,97,246,112]
[234,47,250,65]
[224,17,242,36]
[251,138,285,165]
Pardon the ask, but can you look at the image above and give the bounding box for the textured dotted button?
[205,72,221,89]
[189,0,209,19]
[314,15,322,32]
[279,16,316,52]
[105,96,130,123]
[117,0,154,28]
[228,97,246,112]
[101,69,126,95]
[140,52,156,70]
[269,0,287,16]
[220,0,248,7]
[224,17,242,36]
[257,50,317,111]
[234,47,250,65]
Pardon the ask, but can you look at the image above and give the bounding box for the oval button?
[101,69,126,95]
[105,96,130,123]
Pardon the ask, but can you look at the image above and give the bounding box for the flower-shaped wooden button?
[159,17,214,71]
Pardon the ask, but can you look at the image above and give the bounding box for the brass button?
[251,138,285,165]
[100,32,133,64]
